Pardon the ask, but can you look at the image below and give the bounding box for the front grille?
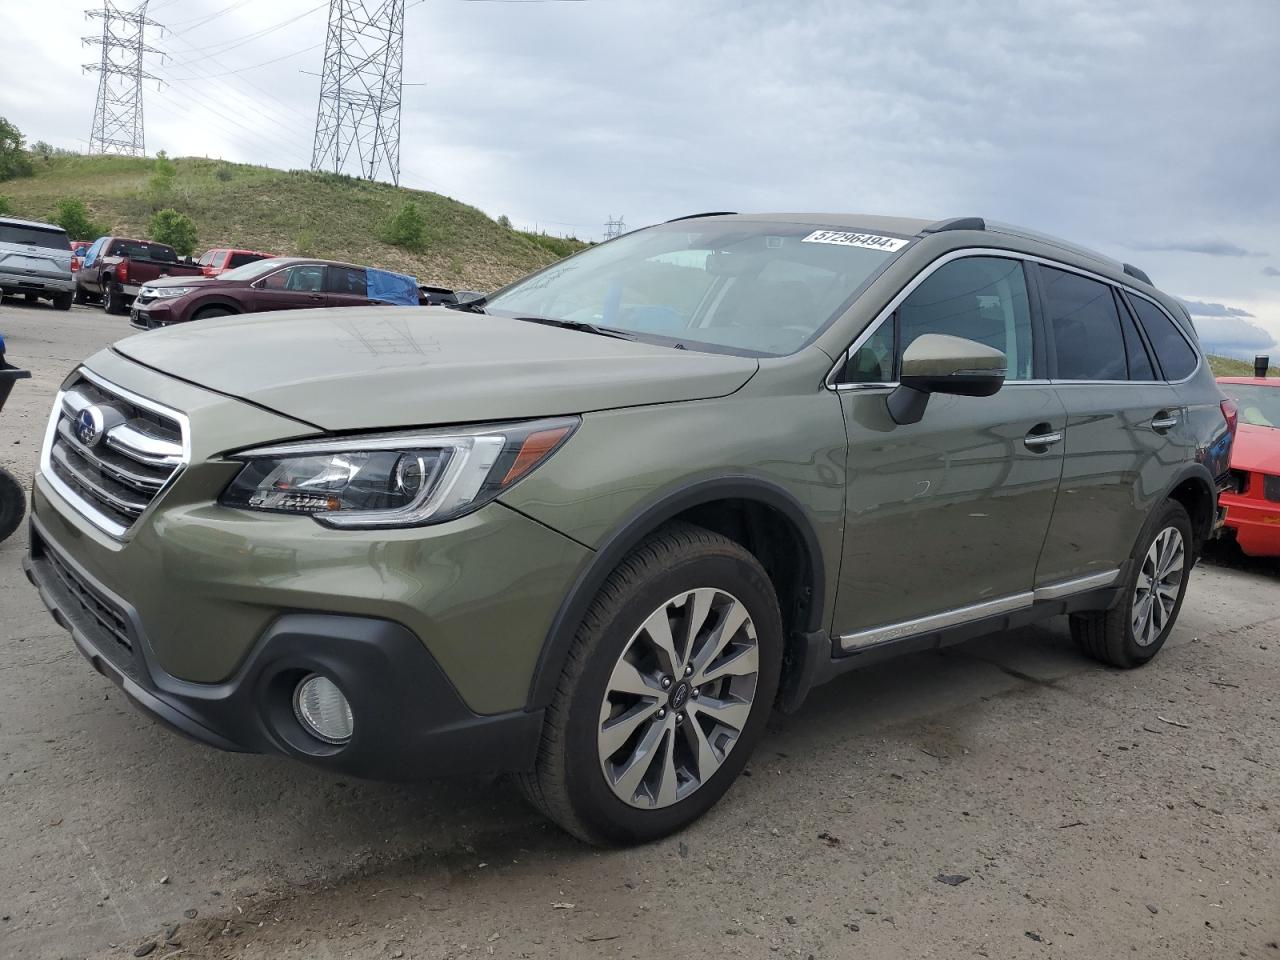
[1265,474,1280,503]
[43,370,186,536]
[44,544,133,653]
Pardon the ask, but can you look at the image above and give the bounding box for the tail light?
[116,259,129,284]
[1221,399,1238,437]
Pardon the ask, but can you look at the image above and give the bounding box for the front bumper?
[1219,491,1280,557]
[24,515,546,779]
[130,299,175,329]
[0,270,75,294]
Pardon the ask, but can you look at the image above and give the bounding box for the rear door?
[0,221,72,285]
[324,265,372,307]
[1033,263,1179,588]
[831,253,1068,647]
[247,263,329,313]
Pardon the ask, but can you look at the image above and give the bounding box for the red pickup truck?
[73,236,205,315]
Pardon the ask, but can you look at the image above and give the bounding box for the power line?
[311,0,406,185]
[603,214,627,240]
[84,0,163,157]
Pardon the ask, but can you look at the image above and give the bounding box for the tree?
[149,149,177,201]
[52,199,109,242]
[0,116,34,181]
[149,208,197,256]
[381,200,426,252]
[497,214,512,229]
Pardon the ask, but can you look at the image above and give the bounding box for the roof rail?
[665,211,738,223]
[921,216,986,234]
[1122,263,1152,285]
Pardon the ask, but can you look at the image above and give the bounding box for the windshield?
[0,223,71,250]
[1221,383,1280,428]
[220,257,297,282]
[485,220,911,355]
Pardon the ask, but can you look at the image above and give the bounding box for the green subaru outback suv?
[25,213,1235,844]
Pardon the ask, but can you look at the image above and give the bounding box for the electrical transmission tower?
[83,1,162,157]
[604,214,627,241]
[311,0,405,185]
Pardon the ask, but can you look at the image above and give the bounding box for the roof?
[0,215,66,231]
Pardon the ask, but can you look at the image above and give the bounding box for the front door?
[249,263,329,312]
[831,254,1066,648]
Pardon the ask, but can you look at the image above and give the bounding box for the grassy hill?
[0,154,587,291]
[1208,355,1276,378]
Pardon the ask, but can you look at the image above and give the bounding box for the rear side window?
[1115,290,1156,381]
[1041,266,1126,381]
[227,251,266,268]
[844,255,1034,383]
[1126,294,1199,381]
[326,265,367,295]
[198,250,216,266]
[0,223,71,250]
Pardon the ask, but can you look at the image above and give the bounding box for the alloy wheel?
[1131,526,1185,647]
[597,588,759,809]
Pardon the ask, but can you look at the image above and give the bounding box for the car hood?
[110,307,759,430]
[1231,423,1280,475]
[144,275,219,289]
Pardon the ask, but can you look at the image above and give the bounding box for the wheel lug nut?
[661,677,672,689]
[675,712,684,724]
[691,687,700,699]
[657,708,667,719]
[683,665,693,677]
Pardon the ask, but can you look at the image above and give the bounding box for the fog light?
[293,674,354,744]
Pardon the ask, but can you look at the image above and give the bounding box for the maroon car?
[129,257,409,329]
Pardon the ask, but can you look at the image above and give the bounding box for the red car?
[1217,363,1280,556]
[197,247,274,277]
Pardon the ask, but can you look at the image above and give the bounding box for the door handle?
[1151,412,1179,431]
[1024,426,1063,450]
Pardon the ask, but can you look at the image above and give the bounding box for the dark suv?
[26,213,1235,845]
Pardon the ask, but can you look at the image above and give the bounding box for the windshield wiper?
[445,295,488,314]
[513,316,638,340]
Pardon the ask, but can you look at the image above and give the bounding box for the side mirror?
[886,333,1007,425]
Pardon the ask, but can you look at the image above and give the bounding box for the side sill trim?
[839,592,1032,652]
[1032,569,1120,601]
[837,569,1120,652]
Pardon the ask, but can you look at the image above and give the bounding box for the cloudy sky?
[4,0,1278,356]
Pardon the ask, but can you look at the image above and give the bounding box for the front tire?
[52,292,72,311]
[74,285,90,305]
[193,306,235,321]
[519,523,782,846]
[0,468,27,544]
[1071,500,1193,668]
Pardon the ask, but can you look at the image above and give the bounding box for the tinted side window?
[1126,295,1198,381]
[1041,266,1126,380]
[326,265,367,295]
[1115,290,1156,380]
[844,256,1034,383]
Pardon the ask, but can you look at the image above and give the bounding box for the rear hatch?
[0,220,72,284]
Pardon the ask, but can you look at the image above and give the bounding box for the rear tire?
[74,285,90,305]
[0,468,26,544]
[518,522,782,846]
[1070,500,1193,668]
[102,283,125,315]
[53,292,72,311]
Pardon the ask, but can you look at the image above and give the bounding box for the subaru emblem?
[76,407,105,447]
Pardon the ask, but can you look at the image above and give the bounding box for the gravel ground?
[0,297,1277,960]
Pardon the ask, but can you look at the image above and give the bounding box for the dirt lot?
[1,298,1277,960]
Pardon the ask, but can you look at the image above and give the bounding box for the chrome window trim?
[836,569,1119,652]
[825,247,1203,390]
[38,367,192,540]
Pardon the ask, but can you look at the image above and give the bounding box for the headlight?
[219,417,578,528]
[144,286,195,299]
